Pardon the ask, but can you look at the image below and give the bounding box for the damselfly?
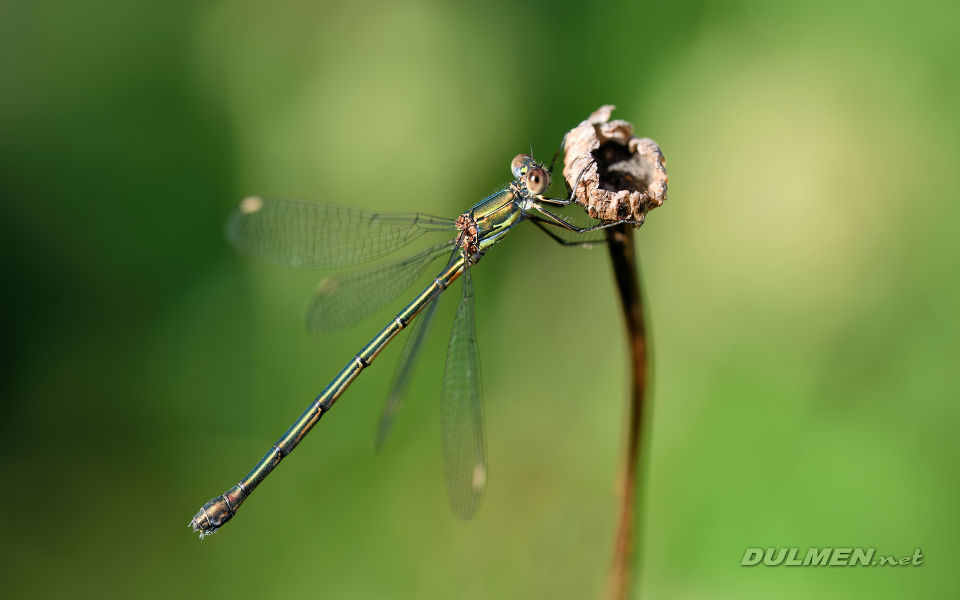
[190,152,640,538]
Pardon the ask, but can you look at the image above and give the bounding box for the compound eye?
[525,167,549,195]
[511,154,531,178]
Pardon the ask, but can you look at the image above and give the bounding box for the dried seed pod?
[562,105,667,224]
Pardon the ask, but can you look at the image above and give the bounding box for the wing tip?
[239,195,264,214]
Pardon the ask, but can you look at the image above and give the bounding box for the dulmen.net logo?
[741,547,924,567]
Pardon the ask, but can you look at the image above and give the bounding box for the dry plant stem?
[604,224,648,600]
[561,106,666,600]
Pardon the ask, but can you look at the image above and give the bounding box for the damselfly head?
[510,154,550,196]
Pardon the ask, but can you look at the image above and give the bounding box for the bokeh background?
[2,0,958,598]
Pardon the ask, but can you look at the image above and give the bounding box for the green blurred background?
[2,0,958,598]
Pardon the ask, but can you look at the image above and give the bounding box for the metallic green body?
[191,189,524,536]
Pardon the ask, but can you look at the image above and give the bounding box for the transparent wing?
[440,267,486,519]
[305,242,453,333]
[226,196,457,269]
[374,293,442,450]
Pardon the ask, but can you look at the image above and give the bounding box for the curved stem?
[605,224,649,600]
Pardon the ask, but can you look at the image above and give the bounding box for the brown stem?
[604,223,648,600]
[558,105,664,600]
